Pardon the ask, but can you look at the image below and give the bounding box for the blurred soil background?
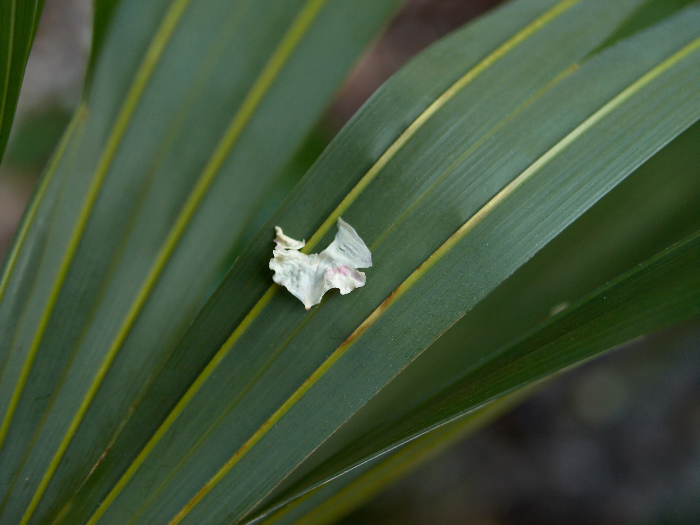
[1,1,698,524]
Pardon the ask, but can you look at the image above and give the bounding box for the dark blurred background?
[340,323,700,525]
[1,1,698,524]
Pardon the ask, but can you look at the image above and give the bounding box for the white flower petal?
[269,219,371,309]
[274,226,305,250]
[322,265,366,295]
[320,217,372,269]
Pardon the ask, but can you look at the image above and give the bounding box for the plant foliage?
[0,0,45,162]
[0,0,698,523]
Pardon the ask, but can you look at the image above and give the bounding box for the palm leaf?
[259,386,538,525]
[72,1,700,523]
[0,0,44,163]
[0,1,401,523]
[1,0,699,523]
[253,114,700,523]
[84,0,123,92]
[259,225,700,523]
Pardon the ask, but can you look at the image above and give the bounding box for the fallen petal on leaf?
[269,218,372,309]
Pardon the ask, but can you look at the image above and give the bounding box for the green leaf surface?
[249,111,700,519]
[260,386,538,525]
[0,1,402,523]
[198,17,700,525]
[84,0,123,93]
[3,107,73,170]
[75,1,700,523]
[244,15,700,519]
[287,114,700,494]
[0,103,88,399]
[0,0,45,164]
[276,228,700,522]
[64,0,624,520]
[3,0,699,523]
[182,12,700,525]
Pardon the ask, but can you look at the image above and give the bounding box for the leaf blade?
[303,227,700,507]
[0,1,404,523]
[0,0,44,164]
[86,1,695,523]
[182,29,700,523]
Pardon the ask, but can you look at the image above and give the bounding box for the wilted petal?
[274,226,305,250]
[322,265,366,295]
[320,217,372,269]
[269,219,372,309]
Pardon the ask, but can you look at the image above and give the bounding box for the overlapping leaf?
[258,387,536,525]
[70,1,700,523]
[0,103,88,415]
[257,223,700,523]
[227,13,700,521]
[0,1,401,523]
[0,0,44,163]
[84,0,122,92]
[280,115,700,494]
[2,0,699,523]
[250,113,700,523]
[63,0,635,520]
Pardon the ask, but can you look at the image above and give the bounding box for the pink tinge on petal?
[323,266,366,295]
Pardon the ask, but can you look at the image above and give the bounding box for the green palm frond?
[0,0,698,523]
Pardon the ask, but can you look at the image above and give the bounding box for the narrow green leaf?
[172,15,700,524]
[0,103,87,384]
[236,112,700,522]
[4,1,697,523]
[312,117,700,478]
[82,1,697,523]
[261,386,537,525]
[82,1,612,519]
[0,0,45,164]
[280,228,700,516]
[84,0,123,93]
[0,0,402,523]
